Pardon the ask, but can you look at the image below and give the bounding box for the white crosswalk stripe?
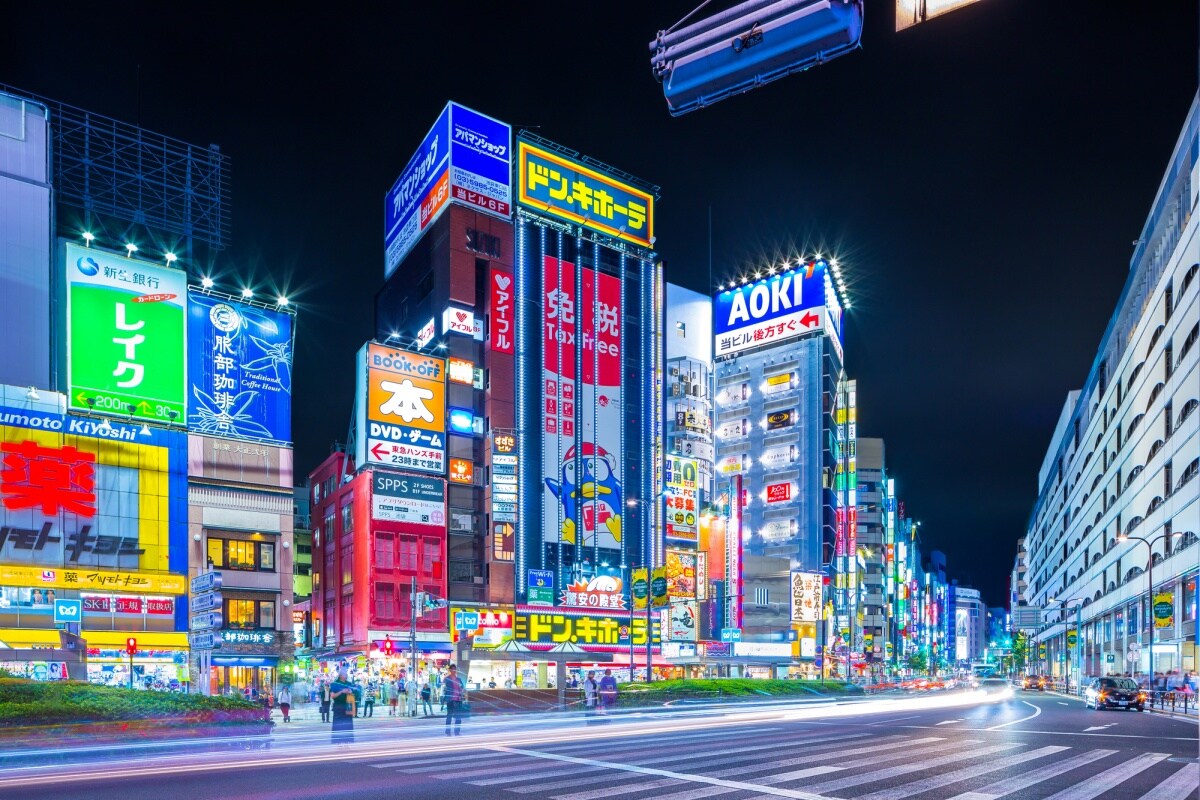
[752,738,961,785]
[469,766,611,786]
[552,776,687,800]
[1135,762,1200,800]
[1038,753,1171,800]
[945,749,1118,800]
[853,745,1069,800]
[796,741,1023,794]
[703,736,945,780]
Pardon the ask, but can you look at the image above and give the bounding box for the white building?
[1025,93,1199,682]
[955,586,987,665]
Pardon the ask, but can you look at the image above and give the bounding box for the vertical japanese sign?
[356,343,446,474]
[664,455,699,543]
[790,571,822,623]
[491,430,518,559]
[65,243,186,424]
[186,293,293,445]
[489,267,515,354]
[542,257,623,550]
[448,103,512,220]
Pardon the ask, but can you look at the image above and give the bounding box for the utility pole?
[410,575,419,717]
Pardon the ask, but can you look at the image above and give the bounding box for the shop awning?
[83,631,189,649]
[0,628,62,648]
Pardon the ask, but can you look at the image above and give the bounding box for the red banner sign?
[489,268,514,354]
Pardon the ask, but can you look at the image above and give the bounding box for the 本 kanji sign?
[65,243,186,424]
[517,140,655,248]
[187,293,293,445]
[357,343,446,475]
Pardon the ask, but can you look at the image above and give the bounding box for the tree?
[907,651,928,674]
[1011,631,1029,673]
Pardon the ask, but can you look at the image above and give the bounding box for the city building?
[1010,536,1028,612]
[955,586,987,666]
[857,437,888,667]
[1024,93,1198,682]
[710,260,848,673]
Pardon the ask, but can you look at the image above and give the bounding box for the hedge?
[614,678,862,706]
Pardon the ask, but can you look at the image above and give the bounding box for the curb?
[1045,688,1197,719]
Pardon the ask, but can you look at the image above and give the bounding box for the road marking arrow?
[936,719,965,725]
[1083,723,1117,732]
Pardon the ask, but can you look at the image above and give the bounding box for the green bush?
[614,678,861,706]
[0,678,268,727]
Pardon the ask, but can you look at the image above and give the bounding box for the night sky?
[5,2,1197,606]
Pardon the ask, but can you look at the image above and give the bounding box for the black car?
[1084,677,1146,711]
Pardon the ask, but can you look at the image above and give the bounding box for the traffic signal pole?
[410,575,419,717]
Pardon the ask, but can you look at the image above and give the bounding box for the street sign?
[190,592,223,613]
[455,611,481,630]
[190,611,222,631]
[720,628,742,642]
[1127,650,1139,663]
[1105,653,1115,663]
[189,631,223,650]
[53,598,82,624]
[190,571,223,594]
[1011,606,1043,630]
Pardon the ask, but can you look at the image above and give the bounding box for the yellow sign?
[517,140,655,248]
[514,610,657,650]
[360,342,447,473]
[0,564,186,595]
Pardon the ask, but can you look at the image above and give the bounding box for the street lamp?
[1117,530,1183,684]
[626,491,667,682]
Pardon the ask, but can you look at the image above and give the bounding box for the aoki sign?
[713,260,830,358]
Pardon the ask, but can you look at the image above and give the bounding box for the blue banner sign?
[187,293,293,445]
[516,140,654,249]
[712,260,832,358]
[385,102,512,278]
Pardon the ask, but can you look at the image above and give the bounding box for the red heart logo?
[456,311,467,323]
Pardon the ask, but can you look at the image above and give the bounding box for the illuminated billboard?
[790,571,821,623]
[664,455,698,543]
[542,257,623,550]
[713,260,830,358]
[384,102,512,277]
[355,343,446,474]
[65,243,186,424]
[517,140,654,248]
[896,0,983,31]
[513,606,659,653]
[187,293,293,445]
[0,401,186,590]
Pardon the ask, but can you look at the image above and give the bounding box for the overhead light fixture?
[436,342,447,350]
[276,295,289,307]
[201,276,214,289]
[241,288,253,299]
[164,252,178,264]
[125,243,138,257]
[98,419,113,432]
[139,423,151,436]
[26,386,39,401]
[82,232,95,246]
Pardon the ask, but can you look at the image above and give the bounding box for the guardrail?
[1044,679,1197,714]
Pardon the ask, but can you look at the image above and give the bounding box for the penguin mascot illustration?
[545,442,622,546]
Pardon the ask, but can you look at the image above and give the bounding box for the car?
[977,678,1015,702]
[1084,677,1146,711]
[1022,675,1047,691]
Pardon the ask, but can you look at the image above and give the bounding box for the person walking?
[382,680,394,716]
[329,668,356,745]
[583,670,599,712]
[319,680,331,723]
[420,681,434,717]
[277,685,292,723]
[363,682,376,717]
[598,668,618,711]
[443,664,467,736]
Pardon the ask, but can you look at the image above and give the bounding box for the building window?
[341,503,354,536]
[422,538,439,576]
[341,543,353,585]
[225,599,275,630]
[399,536,418,571]
[376,583,396,620]
[259,600,275,630]
[375,532,394,569]
[207,538,275,572]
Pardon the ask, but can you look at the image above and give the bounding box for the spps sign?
[713,261,830,358]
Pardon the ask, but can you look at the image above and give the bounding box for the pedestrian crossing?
[362,728,1200,800]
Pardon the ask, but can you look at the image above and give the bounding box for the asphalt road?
[1,690,1196,800]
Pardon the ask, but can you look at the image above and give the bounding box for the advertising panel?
[790,571,822,623]
[385,103,512,278]
[384,106,451,278]
[0,402,185,588]
[542,257,623,550]
[449,606,513,649]
[765,482,793,503]
[448,458,474,485]
[713,260,829,358]
[442,306,475,337]
[517,140,654,249]
[664,455,699,543]
[514,606,658,653]
[631,568,649,610]
[561,575,625,610]
[65,243,186,424]
[188,436,291,489]
[371,472,445,527]
[186,293,292,445]
[1153,591,1174,629]
[527,569,554,606]
[665,550,698,599]
[666,600,699,642]
[491,431,519,538]
[766,410,795,430]
[446,358,474,386]
[489,268,515,354]
[357,343,446,474]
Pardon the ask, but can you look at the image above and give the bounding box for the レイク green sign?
[65,243,186,424]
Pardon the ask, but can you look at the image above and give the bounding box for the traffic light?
[382,636,394,656]
[125,637,138,656]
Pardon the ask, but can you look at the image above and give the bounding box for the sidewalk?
[270,702,445,733]
[1046,687,1198,720]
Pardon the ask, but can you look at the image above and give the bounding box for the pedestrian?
[329,668,356,745]
[583,670,599,712]
[381,680,393,716]
[319,681,331,723]
[277,685,292,723]
[420,682,434,717]
[443,663,467,736]
[406,674,419,717]
[363,682,376,717]
[488,678,497,689]
[598,668,618,711]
